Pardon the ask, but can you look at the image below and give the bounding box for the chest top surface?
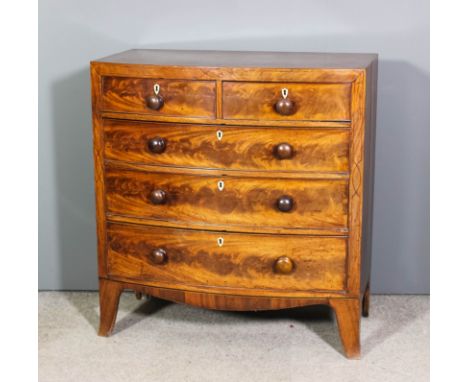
[93,49,377,69]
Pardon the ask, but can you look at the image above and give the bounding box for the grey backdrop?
[39,0,429,293]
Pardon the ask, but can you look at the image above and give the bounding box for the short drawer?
[101,77,216,118]
[105,168,348,231]
[107,223,348,292]
[223,81,351,121]
[103,119,350,173]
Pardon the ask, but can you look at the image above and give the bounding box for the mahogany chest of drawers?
[90,49,377,359]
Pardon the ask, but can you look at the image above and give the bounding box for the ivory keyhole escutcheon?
[217,180,224,191]
[217,237,224,247]
[216,130,223,141]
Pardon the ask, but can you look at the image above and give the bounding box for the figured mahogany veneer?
[91,49,378,359]
[101,77,216,118]
[105,168,349,232]
[223,81,351,121]
[103,119,350,173]
[107,223,347,293]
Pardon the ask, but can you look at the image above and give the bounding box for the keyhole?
[217,237,224,247]
[217,180,224,191]
[216,130,223,141]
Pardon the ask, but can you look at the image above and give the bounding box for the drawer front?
[223,81,351,121]
[103,119,350,173]
[105,169,348,231]
[101,77,216,118]
[107,223,347,292]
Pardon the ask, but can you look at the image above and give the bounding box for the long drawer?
[105,168,349,231]
[107,223,348,292]
[103,119,350,173]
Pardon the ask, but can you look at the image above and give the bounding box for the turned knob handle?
[277,195,293,212]
[274,143,293,159]
[151,248,167,264]
[150,189,167,205]
[274,256,294,274]
[274,88,295,116]
[148,137,167,154]
[146,83,164,110]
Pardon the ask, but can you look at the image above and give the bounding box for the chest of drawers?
[90,49,377,359]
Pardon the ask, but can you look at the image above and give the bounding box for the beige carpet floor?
[39,292,429,382]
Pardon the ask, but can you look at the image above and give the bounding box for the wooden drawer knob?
[274,143,293,159]
[148,137,167,153]
[151,248,167,264]
[146,83,164,110]
[150,189,167,204]
[274,256,294,274]
[274,88,295,116]
[277,195,293,212]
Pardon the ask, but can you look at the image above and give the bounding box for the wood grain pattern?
[110,273,351,299]
[329,298,361,359]
[223,81,351,121]
[97,276,364,353]
[105,168,349,231]
[101,111,351,129]
[90,66,108,277]
[347,71,367,294]
[105,160,349,180]
[105,214,347,237]
[94,49,378,69]
[101,77,216,118]
[101,277,335,310]
[92,61,363,84]
[90,50,378,358]
[107,223,348,292]
[103,119,350,173]
[98,278,123,336]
